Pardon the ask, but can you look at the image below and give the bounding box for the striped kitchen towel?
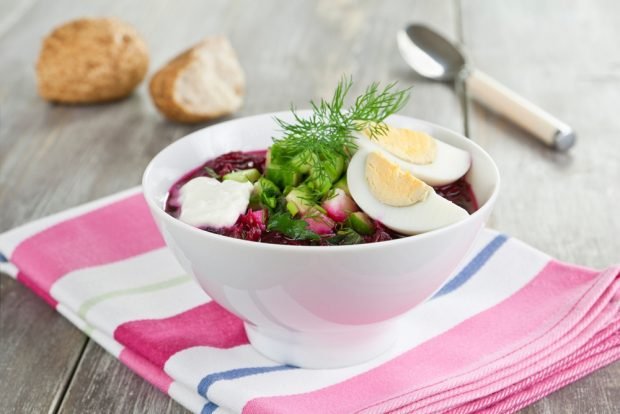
[0,188,618,414]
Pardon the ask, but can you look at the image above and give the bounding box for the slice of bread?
[149,37,245,123]
[36,18,149,103]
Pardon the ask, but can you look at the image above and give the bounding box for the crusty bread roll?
[149,37,245,123]
[36,18,149,103]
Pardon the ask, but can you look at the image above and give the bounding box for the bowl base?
[244,320,399,369]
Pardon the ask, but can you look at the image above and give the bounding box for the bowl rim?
[142,111,500,252]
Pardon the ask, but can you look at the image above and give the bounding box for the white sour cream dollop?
[178,177,253,228]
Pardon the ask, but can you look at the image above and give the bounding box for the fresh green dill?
[203,166,220,179]
[267,211,320,241]
[327,228,365,245]
[270,76,410,198]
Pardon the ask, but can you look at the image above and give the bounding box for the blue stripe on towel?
[198,365,296,397]
[201,402,219,414]
[0,252,7,262]
[194,234,507,403]
[433,234,508,298]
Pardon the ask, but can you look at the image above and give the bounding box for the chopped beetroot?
[204,209,266,242]
[165,150,479,246]
[364,222,399,243]
[434,178,478,214]
[260,231,306,245]
[204,151,267,176]
[248,209,266,229]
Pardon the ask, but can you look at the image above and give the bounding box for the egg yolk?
[365,151,431,207]
[364,125,437,165]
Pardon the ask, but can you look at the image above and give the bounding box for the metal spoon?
[397,24,576,151]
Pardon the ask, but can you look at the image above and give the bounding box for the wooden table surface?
[1,0,619,412]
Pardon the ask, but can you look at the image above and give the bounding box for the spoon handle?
[465,69,576,151]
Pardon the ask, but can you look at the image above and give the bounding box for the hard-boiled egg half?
[355,125,471,186]
[347,125,471,235]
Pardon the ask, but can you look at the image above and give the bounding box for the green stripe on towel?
[77,274,192,318]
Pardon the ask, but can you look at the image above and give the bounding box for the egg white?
[354,132,471,186]
[347,148,469,235]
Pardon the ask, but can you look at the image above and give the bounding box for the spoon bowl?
[397,24,465,81]
[397,23,576,151]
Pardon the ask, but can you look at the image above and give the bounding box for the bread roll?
[36,18,149,103]
[149,37,245,123]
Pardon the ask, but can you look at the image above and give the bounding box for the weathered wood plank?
[5,0,617,412]
[57,340,189,414]
[0,274,87,414]
[460,0,620,412]
[520,361,620,414]
[0,0,462,412]
[0,0,197,411]
[460,0,620,268]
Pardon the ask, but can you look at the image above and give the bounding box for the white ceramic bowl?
[142,112,500,368]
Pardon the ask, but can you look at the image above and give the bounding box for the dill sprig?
[271,77,410,195]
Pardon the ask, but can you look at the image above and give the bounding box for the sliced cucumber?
[286,201,299,216]
[290,150,319,174]
[305,169,333,196]
[285,185,315,215]
[333,176,350,196]
[253,177,281,209]
[223,168,261,183]
[348,211,375,235]
[265,163,302,188]
[324,155,345,183]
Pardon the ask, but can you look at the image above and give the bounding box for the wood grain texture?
[0,0,461,412]
[460,0,620,268]
[460,0,620,412]
[519,363,620,414]
[0,274,87,414]
[0,0,617,412]
[57,341,187,414]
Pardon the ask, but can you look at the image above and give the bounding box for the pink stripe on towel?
[242,262,610,414]
[11,194,164,297]
[448,321,620,414]
[387,273,620,414]
[477,344,620,414]
[114,301,248,368]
